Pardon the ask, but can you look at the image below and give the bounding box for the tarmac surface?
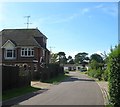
[3,71,108,106]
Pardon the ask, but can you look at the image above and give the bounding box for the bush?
[94,68,103,80]
[88,68,103,80]
[40,64,64,82]
[102,69,108,81]
[87,68,95,77]
[108,44,120,106]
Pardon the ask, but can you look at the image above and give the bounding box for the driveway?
[18,71,104,105]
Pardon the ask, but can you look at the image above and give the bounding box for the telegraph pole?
[24,16,32,29]
[49,46,55,63]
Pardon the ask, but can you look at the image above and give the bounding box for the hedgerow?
[108,44,120,106]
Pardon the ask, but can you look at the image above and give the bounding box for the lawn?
[2,86,41,101]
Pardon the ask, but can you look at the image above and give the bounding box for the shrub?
[108,44,120,106]
[102,69,109,81]
[88,68,103,80]
[94,68,103,80]
[40,64,64,82]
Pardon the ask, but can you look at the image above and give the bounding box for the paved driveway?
[18,71,104,105]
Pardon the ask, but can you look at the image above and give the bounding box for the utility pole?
[49,46,55,54]
[24,16,32,29]
[49,46,55,63]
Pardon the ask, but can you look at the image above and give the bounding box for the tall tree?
[89,53,104,70]
[74,52,89,64]
[57,52,67,65]
[50,53,58,64]
[90,53,103,63]
[67,55,74,64]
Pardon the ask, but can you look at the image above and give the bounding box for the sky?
[0,2,118,58]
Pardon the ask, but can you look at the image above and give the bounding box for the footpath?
[97,81,109,105]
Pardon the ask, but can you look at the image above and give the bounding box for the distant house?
[0,28,50,78]
[64,63,89,71]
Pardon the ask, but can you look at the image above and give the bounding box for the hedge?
[33,64,64,81]
[108,45,120,106]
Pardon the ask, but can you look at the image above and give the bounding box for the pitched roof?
[0,29,47,47]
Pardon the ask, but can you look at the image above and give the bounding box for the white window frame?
[21,47,34,57]
[5,49,16,59]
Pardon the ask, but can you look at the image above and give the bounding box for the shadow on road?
[63,75,95,83]
[2,89,48,106]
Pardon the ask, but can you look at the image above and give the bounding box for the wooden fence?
[2,65,31,91]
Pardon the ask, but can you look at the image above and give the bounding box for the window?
[21,48,34,57]
[5,49,16,59]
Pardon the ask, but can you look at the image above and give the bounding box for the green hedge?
[37,64,64,82]
[108,45,120,106]
[87,68,103,80]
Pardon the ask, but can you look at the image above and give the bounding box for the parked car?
[80,67,87,72]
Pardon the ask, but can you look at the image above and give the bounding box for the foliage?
[57,52,67,65]
[90,53,104,63]
[108,44,120,106]
[74,52,89,64]
[50,53,59,64]
[87,68,103,80]
[67,55,75,64]
[43,74,69,84]
[40,64,64,82]
[88,53,104,80]
[102,68,109,81]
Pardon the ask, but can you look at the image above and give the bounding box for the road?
[18,71,104,105]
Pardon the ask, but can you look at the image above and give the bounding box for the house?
[64,63,89,71]
[0,28,50,79]
[64,64,76,71]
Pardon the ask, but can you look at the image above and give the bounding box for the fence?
[32,64,64,81]
[2,65,31,91]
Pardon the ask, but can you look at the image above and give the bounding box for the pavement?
[97,81,109,105]
[2,71,108,106]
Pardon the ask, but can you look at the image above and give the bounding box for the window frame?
[21,47,34,57]
[5,49,16,59]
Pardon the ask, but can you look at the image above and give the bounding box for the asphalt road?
[18,71,104,105]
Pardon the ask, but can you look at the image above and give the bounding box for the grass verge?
[43,74,69,84]
[2,86,41,101]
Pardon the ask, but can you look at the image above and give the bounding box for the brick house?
[0,28,50,78]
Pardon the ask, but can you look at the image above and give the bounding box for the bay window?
[21,48,34,57]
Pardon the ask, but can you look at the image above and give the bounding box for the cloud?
[80,4,117,18]
[81,8,90,15]
[102,5,118,17]
[94,4,104,9]
[94,3,118,17]
[32,13,79,26]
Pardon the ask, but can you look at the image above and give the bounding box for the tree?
[74,52,89,65]
[89,53,104,70]
[57,52,67,65]
[50,53,58,64]
[90,53,103,63]
[67,56,74,64]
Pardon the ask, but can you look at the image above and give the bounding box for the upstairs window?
[5,49,16,59]
[21,48,34,57]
